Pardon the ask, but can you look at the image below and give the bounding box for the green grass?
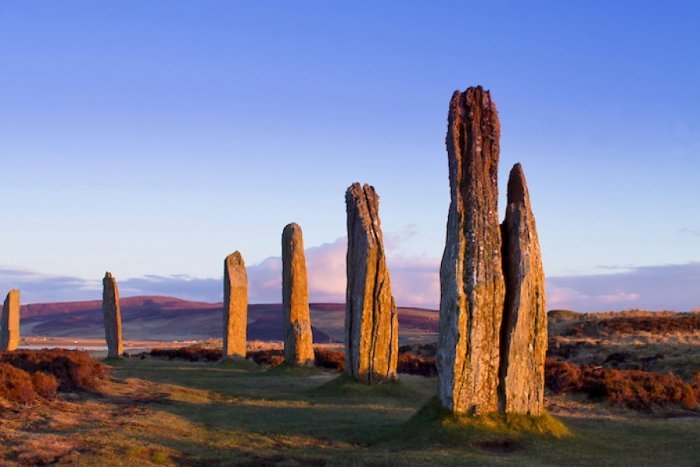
[215,357,259,371]
[311,373,425,400]
[7,357,697,466]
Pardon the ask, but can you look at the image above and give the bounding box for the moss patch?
[402,397,570,447]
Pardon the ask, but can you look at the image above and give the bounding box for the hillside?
[19,296,439,344]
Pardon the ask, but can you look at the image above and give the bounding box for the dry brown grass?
[313,348,345,370]
[31,371,60,399]
[0,363,41,405]
[549,310,700,339]
[0,363,59,405]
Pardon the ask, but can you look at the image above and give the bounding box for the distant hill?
[19,296,439,344]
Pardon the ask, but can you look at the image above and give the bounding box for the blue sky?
[1,1,699,310]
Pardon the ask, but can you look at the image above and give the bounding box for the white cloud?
[547,262,700,311]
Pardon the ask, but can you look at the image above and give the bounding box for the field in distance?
[19,295,439,344]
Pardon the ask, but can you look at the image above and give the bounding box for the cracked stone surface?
[102,272,123,358]
[345,182,398,383]
[282,223,315,366]
[437,86,505,415]
[223,251,248,359]
[499,163,547,415]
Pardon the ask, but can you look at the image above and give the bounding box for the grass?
[0,357,698,465]
[311,373,424,400]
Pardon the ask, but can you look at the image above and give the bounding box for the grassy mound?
[402,397,569,447]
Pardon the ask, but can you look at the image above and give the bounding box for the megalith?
[499,163,547,415]
[437,86,505,415]
[282,223,315,366]
[345,182,398,383]
[102,272,123,358]
[0,289,20,351]
[223,251,248,358]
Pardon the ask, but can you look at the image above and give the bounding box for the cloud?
[0,267,100,303]
[247,236,440,308]
[0,233,440,308]
[547,262,700,312]
[679,228,700,237]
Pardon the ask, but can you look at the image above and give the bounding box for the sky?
[1,1,699,311]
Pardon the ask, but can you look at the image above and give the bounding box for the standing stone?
[345,183,398,383]
[0,289,20,351]
[223,251,248,358]
[499,163,547,415]
[102,272,123,358]
[437,86,505,415]
[282,223,315,366]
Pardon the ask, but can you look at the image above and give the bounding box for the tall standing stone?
[345,183,398,383]
[102,272,123,358]
[437,86,505,415]
[499,163,547,415]
[282,223,315,366]
[0,289,20,351]
[223,251,248,359]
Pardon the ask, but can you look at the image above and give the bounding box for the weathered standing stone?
[0,289,20,351]
[437,86,505,415]
[499,163,547,415]
[102,272,123,358]
[282,223,315,366]
[223,251,248,358]
[345,183,398,383]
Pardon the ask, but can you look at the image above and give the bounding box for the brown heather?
[0,349,109,392]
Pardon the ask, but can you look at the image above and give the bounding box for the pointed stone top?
[346,182,381,238]
[507,163,529,205]
[226,251,245,266]
[5,289,19,302]
[283,222,302,235]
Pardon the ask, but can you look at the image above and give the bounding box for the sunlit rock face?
[102,272,123,358]
[437,86,505,415]
[0,289,20,351]
[344,182,398,384]
[282,223,315,366]
[499,163,547,415]
[223,251,248,359]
